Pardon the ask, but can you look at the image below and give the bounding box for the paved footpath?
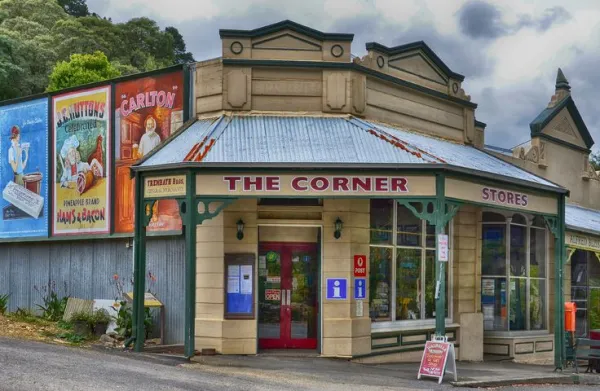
[0,337,598,390]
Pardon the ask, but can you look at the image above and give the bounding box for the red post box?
[565,302,576,332]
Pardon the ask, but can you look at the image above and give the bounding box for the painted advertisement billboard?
[114,71,184,233]
[0,98,49,238]
[53,87,111,235]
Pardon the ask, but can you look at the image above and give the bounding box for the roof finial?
[556,68,571,91]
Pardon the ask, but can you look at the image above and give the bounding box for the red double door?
[258,242,319,349]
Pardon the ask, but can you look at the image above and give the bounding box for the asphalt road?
[0,337,598,391]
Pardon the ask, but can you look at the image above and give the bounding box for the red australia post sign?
[354,255,367,277]
[418,341,450,379]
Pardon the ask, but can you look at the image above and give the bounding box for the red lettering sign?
[222,176,410,193]
[354,255,367,277]
[418,341,450,379]
[481,187,528,207]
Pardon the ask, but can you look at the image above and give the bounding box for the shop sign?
[265,289,280,301]
[482,187,528,207]
[445,178,557,215]
[197,174,437,197]
[566,231,600,252]
[354,255,367,276]
[417,338,457,384]
[437,234,448,262]
[354,278,366,299]
[326,278,347,300]
[144,175,186,198]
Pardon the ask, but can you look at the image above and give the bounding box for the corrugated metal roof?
[139,114,559,188]
[484,144,514,157]
[143,118,217,166]
[566,204,600,235]
[353,118,557,187]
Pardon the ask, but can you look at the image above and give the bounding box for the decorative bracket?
[397,199,461,226]
[178,198,236,225]
[544,216,559,238]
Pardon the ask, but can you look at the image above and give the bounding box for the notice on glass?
[259,256,266,269]
[482,279,495,296]
[483,304,495,321]
[227,265,240,293]
[228,265,240,277]
[240,265,253,294]
[227,276,240,293]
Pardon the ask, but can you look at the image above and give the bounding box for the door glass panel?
[482,277,508,331]
[258,249,282,339]
[290,249,318,340]
[530,279,545,330]
[396,248,421,320]
[590,288,600,332]
[510,278,526,330]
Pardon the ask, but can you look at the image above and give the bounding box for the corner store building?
[130,21,568,366]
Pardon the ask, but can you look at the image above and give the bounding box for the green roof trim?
[475,119,487,129]
[219,20,354,42]
[556,68,571,91]
[529,95,594,149]
[365,41,465,82]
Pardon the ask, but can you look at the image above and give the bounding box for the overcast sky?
[87,0,600,151]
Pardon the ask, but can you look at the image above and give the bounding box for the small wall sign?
[354,255,367,276]
[326,278,347,300]
[437,234,448,262]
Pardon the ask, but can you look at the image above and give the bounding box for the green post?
[133,172,147,352]
[184,171,197,358]
[554,195,566,369]
[435,173,446,336]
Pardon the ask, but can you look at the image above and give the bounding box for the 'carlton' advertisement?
[0,99,49,238]
[52,87,111,235]
[114,71,184,233]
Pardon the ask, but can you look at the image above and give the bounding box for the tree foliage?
[590,152,600,171]
[57,0,89,17]
[0,0,195,100]
[46,51,121,91]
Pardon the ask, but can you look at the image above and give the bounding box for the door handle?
[281,289,286,306]
[286,289,291,306]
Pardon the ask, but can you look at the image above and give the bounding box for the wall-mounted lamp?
[334,217,343,239]
[236,219,245,240]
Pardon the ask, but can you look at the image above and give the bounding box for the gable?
[530,96,594,151]
[388,51,447,85]
[542,107,587,149]
[252,33,322,51]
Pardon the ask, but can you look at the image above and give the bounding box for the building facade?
[1,20,588,367]
[130,21,568,366]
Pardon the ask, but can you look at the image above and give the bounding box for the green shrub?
[0,293,9,315]
[34,281,69,321]
[92,309,111,324]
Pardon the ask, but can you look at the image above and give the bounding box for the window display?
[369,200,451,325]
[481,212,547,332]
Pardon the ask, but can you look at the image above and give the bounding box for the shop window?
[369,200,451,326]
[572,250,600,337]
[481,212,548,332]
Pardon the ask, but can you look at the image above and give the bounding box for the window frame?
[370,201,454,331]
[481,209,550,337]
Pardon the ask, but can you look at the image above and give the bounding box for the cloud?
[85,0,600,151]
[457,1,571,40]
[517,6,572,32]
[458,1,507,39]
